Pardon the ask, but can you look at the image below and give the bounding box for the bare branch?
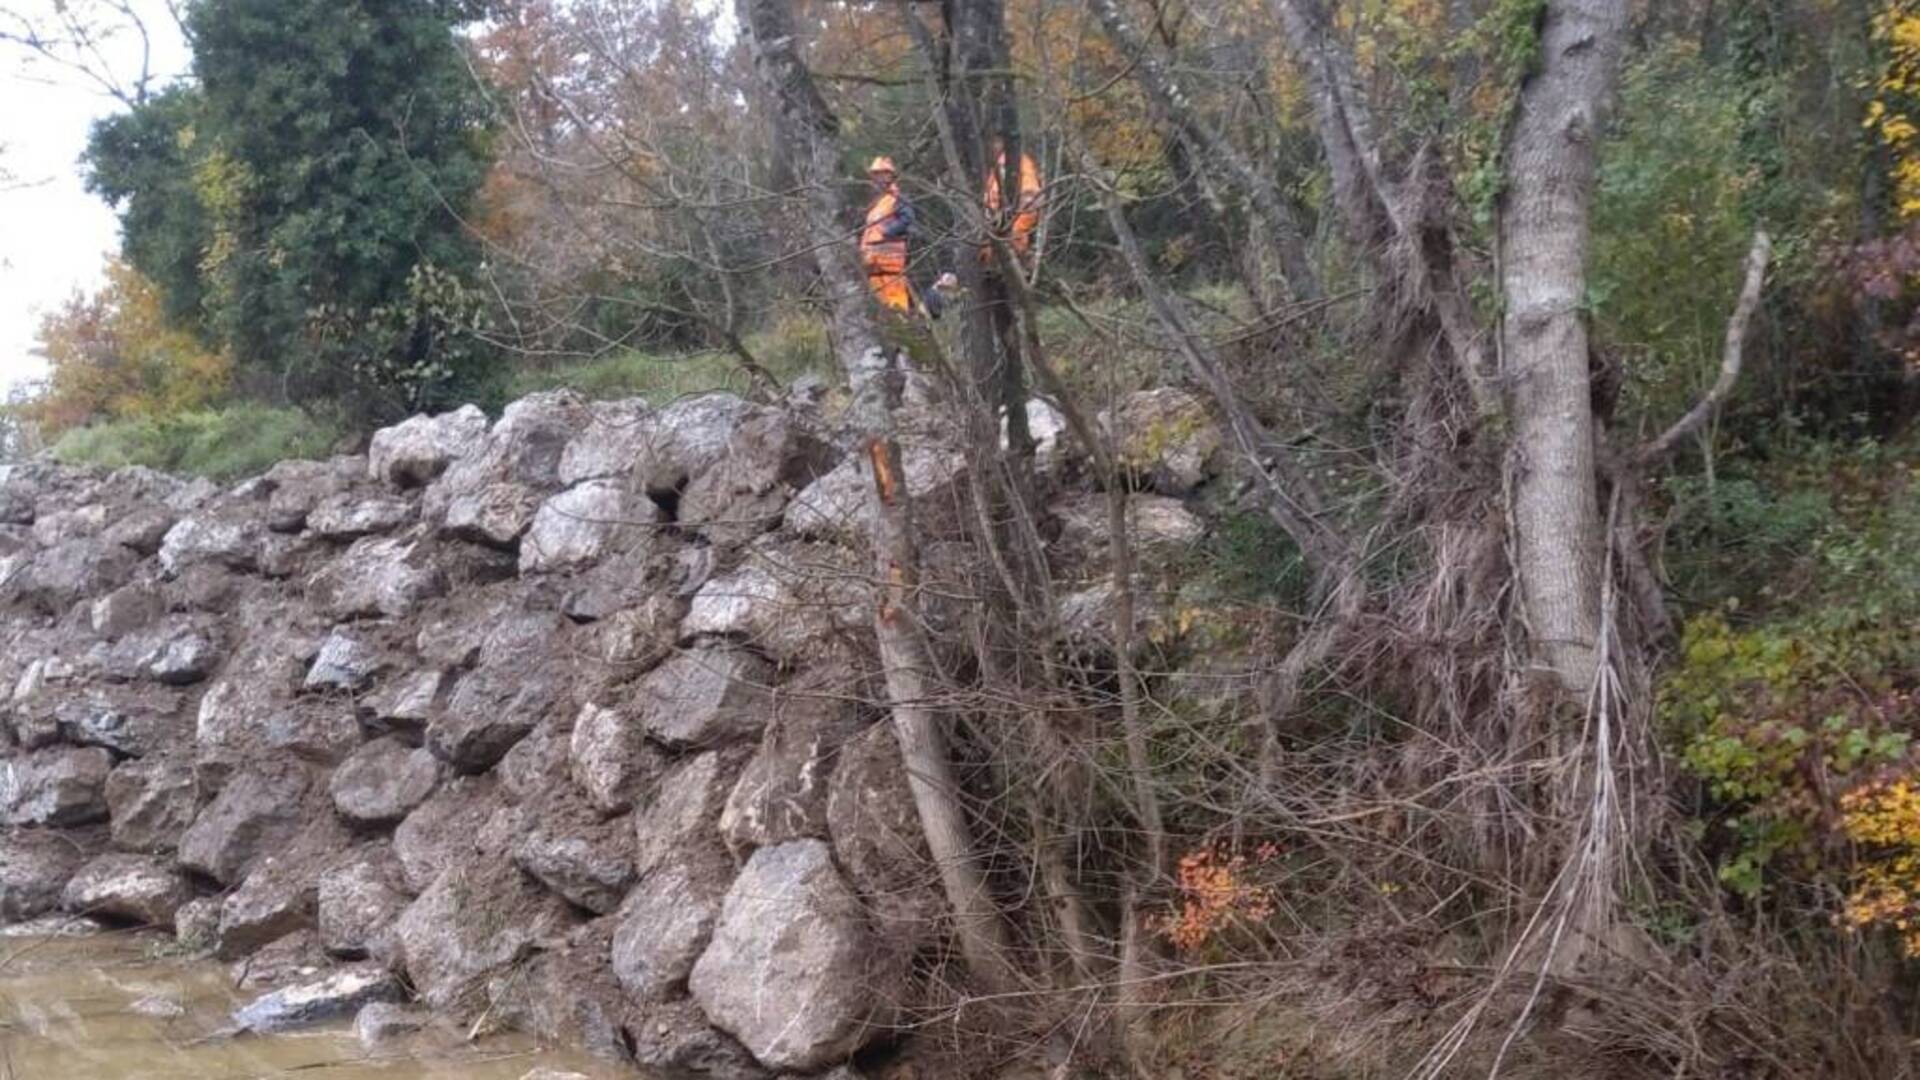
[1633,230,1772,468]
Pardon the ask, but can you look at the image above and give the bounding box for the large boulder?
[308,534,449,621]
[679,409,835,548]
[509,801,635,915]
[718,664,868,855]
[569,703,662,816]
[624,998,769,1080]
[785,444,969,546]
[689,840,903,1072]
[305,626,386,693]
[633,750,742,883]
[0,747,113,826]
[1052,491,1207,565]
[559,398,659,486]
[61,853,192,927]
[158,512,264,576]
[263,459,351,532]
[518,479,662,575]
[50,685,188,758]
[218,851,324,958]
[611,855,731,1000]
[388,854,570,1010]
[104,755,201,854]
[233,963,402,1034]
[427,392,590,545]
[177,758,320,885]
[317,846,410,958]
[1102,387,1223,495]
[681,540,868,664]
[428,612,572,772]
[485,916,635,1063]
[89,584,164,639]
[8,539,139,613]
[329,737,440,826]
[392,776,504,894]
[827,724,943,938]
[307,493,415,540]
[630,394,759,493]
[0,828,90,921]
[368,405,489,488]
[634,647,775,751]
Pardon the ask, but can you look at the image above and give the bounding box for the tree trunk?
[735,0,1022,994]
[1498,0,1629,697]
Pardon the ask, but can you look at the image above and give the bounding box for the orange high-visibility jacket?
[862,184,911,274]
[984,151,1043,256]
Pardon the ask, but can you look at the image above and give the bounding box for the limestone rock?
[519,479,661,575]
[681,540,868,663]
[158,513,263,576]
[679,409,834,548]
[0,828,89,921]
[392,776,503,893]
[719,665,867,855]
[233,963,401,1034]
[635,647,774,750]
[354,1001,428,1047]
[0,747,113,826]
[389,855,569,1010]
[317,846,411,958]
[305,626,384,693]
[1102,387,1222,495]
[785,444,969,545]
[308,493,415,540]
[61,853,191,928]
[308,534,449,621]
[329,737,440,826]
[612,855,730,1000]
[368,405,489,488]
[510,805,635,915]
[633,750,741,881]
[689,840,902,1072]
[559,398,658,486]
[218,852,321,958]
[569,703,661,815]
[827,724,943,937]
[104,755,201,853]
[177,758,318,885]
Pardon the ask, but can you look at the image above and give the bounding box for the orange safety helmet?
[867,155,898,176]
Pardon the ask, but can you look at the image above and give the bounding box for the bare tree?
[735,0,1022,995]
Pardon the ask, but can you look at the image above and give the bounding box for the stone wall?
[0,384,1214,1076]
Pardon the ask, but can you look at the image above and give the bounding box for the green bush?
[49,404,343,479]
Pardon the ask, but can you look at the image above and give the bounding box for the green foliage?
[83,0,498,419]
[1663,439,1920,897]
[48,404,343,479]
[1185,510,1307,606]
[83,88,212,329]
[1592,44,1758,431]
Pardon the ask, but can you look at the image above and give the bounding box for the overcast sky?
[0,1,190,393]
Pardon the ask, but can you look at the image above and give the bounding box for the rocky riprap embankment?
[0,383,1217,1077]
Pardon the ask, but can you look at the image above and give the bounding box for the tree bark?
[736,0,1021,994]
[1498,0,1629,697]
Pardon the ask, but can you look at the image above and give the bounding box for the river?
[0,926,627,1079]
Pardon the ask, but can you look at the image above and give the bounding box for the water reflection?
[0,929,626,1079]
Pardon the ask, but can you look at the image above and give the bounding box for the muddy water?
[0,929,629,1079]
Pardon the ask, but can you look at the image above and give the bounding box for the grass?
[49,404,344,480]
[506,312,836,403]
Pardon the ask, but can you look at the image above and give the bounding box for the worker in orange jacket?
[984,141,1043,262]
[861,156,916,313]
